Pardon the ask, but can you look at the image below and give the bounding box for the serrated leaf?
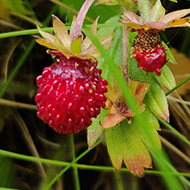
[105,120,152,176]
[96,0,119,5]
[97,15,119,39]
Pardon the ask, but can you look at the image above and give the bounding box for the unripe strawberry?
[132,29,166,76]
[35,56,107,134]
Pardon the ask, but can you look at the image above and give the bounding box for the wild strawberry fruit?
[34,15,112,133]
[35,55,107,134]
[131,29,166,76]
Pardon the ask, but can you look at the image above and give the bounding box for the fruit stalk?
[122,27,129,82]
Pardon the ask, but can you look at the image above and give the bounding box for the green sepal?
[70,37,82,55]
[144,77,169,122]
[151,64,176,90]
[162,41,177,64]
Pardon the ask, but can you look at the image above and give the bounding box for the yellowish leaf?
[168,48,190,95]
[36,25,55,43]
[34,36,56,49]
[159,8,190,24]
[52,15,70,49]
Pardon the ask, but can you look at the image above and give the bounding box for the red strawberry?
[132,29,166,76]
[35,55,107,134]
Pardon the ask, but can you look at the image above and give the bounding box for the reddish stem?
[72,0,95,42]
[122,27,129,82]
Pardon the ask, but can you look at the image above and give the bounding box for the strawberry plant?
[0,0,190,189]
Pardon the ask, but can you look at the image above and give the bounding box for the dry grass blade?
[1,39,21,83]
[160,135,190,165]
[0,99,37,110]
[13,111,46,178]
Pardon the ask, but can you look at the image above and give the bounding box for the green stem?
[0,40,35,99]
[0,5,58,99]
[165,76,190,96]
[0,148,190,177]
[0,23,122,39]
[43,137,105,189]
[151,149,190,189]
[70,134,80,190]
[114,172,125,190]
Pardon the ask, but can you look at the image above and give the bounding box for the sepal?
[153,64,176,90]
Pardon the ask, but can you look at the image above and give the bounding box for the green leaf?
[132,108,161,150]
[2,0,31,16]
[97,15,120,39]
[105,120,152,177]
[98,22,123,85]
[87,109,108,148]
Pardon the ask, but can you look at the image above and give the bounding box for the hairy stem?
[122,27,129,82]
[72,0,95,42]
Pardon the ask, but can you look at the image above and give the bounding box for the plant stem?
[166,76,190,96]
[0,5,58,99]
[43,137,105,189]
[1,148,190,177]
[114,172,125,190]
[70,134,80,190]
[122,27,129,82]
[72,0,95,42]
